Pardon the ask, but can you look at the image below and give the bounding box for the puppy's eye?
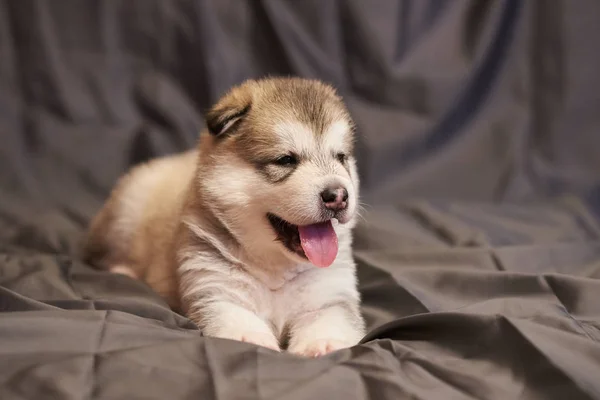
[336,153,347,163]
[274,155,297,166]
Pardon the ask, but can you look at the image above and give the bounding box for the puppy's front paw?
[214,329,280,351]
[240,331,281,351]
[288,338,354,357]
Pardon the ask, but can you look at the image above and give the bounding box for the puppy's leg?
[180,267,280,351]
[287,302,365,357]
[200,301,280,351]
[285,267,365,357]
[109,264,138,279]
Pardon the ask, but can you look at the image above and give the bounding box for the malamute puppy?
[83,77,365,356]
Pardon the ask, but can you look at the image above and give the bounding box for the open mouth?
[267,213,305,259]
[266,213,339,268]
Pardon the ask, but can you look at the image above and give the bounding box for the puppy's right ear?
[205,83,253,137]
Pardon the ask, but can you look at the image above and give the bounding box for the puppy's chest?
[251,268,314,331]
[259,281,304,334]
[247,261,312,291]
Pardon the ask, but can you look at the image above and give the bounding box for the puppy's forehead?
[261,81,352,151]
[274,118,351,154]
[232,79,354,158]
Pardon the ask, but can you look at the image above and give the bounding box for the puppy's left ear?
[205,82,253,137]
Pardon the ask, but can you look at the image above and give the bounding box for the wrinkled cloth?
[1,1,600,399]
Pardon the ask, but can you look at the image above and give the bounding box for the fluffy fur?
[83,77,365,356]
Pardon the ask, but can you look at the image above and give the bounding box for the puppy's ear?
[206,83,253,137]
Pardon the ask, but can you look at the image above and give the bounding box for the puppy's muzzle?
[320,185,348,212]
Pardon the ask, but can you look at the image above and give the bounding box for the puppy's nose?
[320,186,349,211]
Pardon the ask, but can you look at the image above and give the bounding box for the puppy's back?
[83,150,197,300]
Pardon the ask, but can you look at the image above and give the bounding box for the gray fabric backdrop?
[1,1,600,399]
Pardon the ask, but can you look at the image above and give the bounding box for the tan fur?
[83,77,365,355]
[84,151,197,307]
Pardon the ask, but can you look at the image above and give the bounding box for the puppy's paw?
[288,338,354,357]
[215,329,280,351]
[240,331,281,351]
[109,264,138,279]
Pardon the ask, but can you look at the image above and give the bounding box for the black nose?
[320,186,349,211]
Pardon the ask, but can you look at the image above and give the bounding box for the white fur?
[287,308,362,356]
[322,119,351,152]
[179,240,363,355]
[109,264,138,279]
[275,120,317,155]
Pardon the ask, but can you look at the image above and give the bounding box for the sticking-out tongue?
[298,220,338,267]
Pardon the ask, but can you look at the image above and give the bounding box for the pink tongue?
[298,220,338,268]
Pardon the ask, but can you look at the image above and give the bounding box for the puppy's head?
[198,78,359,268]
